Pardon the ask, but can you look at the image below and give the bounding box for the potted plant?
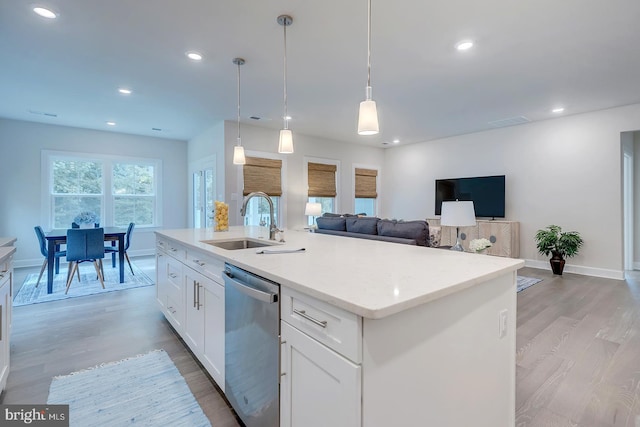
[534,225,583,275]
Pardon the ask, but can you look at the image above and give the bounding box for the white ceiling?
[1,0,640,147]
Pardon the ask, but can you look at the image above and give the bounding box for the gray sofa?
[315,215,430,246]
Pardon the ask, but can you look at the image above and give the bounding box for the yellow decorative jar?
[213,200,229,231]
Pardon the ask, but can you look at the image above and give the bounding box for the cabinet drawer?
[165,294,183,332]
[186,250,224,285]
[281,287,362,363]
[158,239,186,261]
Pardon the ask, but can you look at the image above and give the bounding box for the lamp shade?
[440,201,476,227]
[358,99,379,135]
[305,202,322,216]
[278,129,294,153]
[233,145,246,165]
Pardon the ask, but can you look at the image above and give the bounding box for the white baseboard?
[523,259,625,281]
[633,261,640,271]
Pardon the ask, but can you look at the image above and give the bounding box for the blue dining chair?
[34,226,67,287]
[105,222,135,275]
[65,228,106,294]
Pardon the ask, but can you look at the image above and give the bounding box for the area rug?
[14,263,154,306]
[48,349,211,427]
[517,275,543,293]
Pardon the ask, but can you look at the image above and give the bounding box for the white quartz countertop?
[0,237,17,248]
[156,226,524,319]
[0,246,16,263]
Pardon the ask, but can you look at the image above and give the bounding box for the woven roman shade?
[308,162,337,197]
[355,168,378,198]
[243,156,282,196]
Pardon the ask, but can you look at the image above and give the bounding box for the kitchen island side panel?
[362,271,516,427]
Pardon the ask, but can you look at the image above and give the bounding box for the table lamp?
[305,202,322,230]
[440,200,476,251]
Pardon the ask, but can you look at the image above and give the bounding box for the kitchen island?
[156,226,524,427]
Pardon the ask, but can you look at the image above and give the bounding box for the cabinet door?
[155,253,167,308]
[183,267,206,355]
[0,276,10,392]
[202,282,225,390]
[280,322,361,427]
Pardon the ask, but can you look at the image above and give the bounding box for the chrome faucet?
[240,191,281,240]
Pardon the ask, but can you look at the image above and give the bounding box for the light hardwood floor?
[516,267,640,427]
[3,259,640,426]
[2,256,242,427]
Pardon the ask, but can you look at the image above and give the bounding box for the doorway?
[191,156,216,229]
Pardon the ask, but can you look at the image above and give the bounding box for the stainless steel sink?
[200,238,277,250]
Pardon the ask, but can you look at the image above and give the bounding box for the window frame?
[352,163,381,217]
[236,150,288,229]
[304,156,340,218]
[41,150,163,230]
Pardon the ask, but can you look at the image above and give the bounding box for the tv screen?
[435,175,506,218]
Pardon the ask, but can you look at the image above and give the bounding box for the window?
[307,160,338,225]
[242,156,283,229]
[45,151,161,229]
[355,167,378,217]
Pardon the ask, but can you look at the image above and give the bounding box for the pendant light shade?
[233,145,246,165]
[358,0,379,136]
[277,15,294,154]
[278,129,294,153]
[232,57,246,165]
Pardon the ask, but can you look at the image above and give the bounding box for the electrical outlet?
[499,309,508,338]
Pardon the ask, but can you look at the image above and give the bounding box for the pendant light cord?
[283,22,289,130]
[236,61,241,144]
[367,0,372,90]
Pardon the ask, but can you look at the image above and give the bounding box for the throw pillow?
[345,217,379,234]
[316,216,347,231]
[377,219,429,246]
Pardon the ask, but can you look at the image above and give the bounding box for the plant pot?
[550,252,565,275]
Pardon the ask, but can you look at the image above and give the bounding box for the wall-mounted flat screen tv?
[435,175,506,218]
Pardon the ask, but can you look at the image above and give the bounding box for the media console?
[427,218,520,258]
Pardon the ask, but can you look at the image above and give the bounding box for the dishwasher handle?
[224,271,278,304]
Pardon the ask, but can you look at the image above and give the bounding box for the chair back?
[124,222,135,251]
[66,228,105,262]
[34,226,48,257]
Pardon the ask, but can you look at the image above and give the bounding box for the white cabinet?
[280,322,361,427]
[280,287,362,427]
[0,247,15,393]
[155,235,225,389]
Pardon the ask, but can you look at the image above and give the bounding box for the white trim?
[523,259,625,280]
[303,156,341,215]
[633,261,640,270]
[188,154,217,228]
[352,163,381,217]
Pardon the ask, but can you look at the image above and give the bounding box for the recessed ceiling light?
[33,7,57,19]
[455,40,474,51]
[118,88,132,95]
[186,51,203,61]
[552,107,565,113]
[106,121,116,126]
[392,139,400,144]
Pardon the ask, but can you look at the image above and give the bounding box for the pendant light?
[232,57,246,165]
[277,15,294,154]
[357,0,379,135]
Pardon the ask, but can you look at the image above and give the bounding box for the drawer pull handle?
[170,248,178,252]
[169,273,178,279]
[293,309,327,328]
[192,259,205,267]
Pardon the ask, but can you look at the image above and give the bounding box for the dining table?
[45,227,126,294]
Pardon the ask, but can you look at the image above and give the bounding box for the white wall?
[0,118,188,267]
[220,121,385,230]
[383,103,640,279]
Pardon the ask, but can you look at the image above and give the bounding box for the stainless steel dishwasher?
[224,263,280,427]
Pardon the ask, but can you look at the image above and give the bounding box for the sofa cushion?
[345,217,379,234]
[316,216,347,231]
[377,219,429,246]
[428,226,441,247]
